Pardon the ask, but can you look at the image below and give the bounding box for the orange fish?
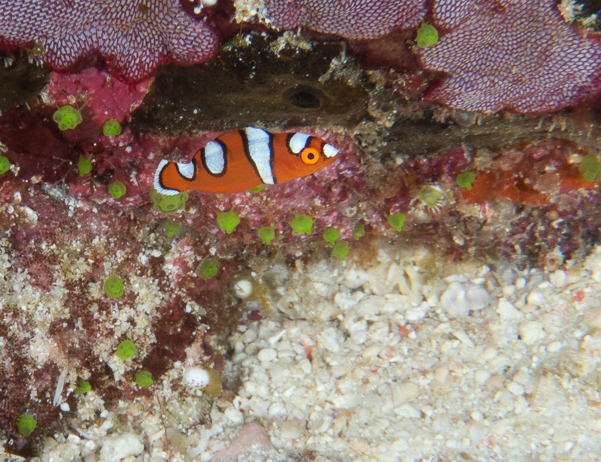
[154,127,340,195]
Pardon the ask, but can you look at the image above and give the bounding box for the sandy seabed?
[8,242,601,462]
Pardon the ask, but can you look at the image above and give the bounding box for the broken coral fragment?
[420,0,601,113]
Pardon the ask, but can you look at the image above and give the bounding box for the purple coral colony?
[0,0,601,455]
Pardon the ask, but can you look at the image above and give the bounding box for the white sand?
[18,244,601,461]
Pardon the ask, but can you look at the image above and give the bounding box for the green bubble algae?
[291,215,313,234]
[216,210,240,234]
[151,189,188,214]
[115,339,136,360]
[197,259,220,279]
[53,105,82,130]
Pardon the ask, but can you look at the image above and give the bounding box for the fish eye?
[301,148,319,165]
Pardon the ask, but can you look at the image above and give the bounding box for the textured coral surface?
[263,0,426,39]
[0,0,220,82]
[420,0,601,113]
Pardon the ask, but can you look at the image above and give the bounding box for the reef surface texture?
[0,0,220,82]
[0,0,601,460]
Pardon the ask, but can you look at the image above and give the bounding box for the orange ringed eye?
[301,148,319,165]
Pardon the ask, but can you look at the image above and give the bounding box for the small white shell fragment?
[183,367,210,389]
[392,382,419,405]
[475,370,492,385]
[549,270,567,287]
[257,348,278,362]
[547,341,563,352]
[497,298,524,319]
[440,282,490,317]
[519,321,545,345]
[405,305,428,321]
[453,329,475,347]
[279,419,305,439]
[233,279,253,298]
[482,347,498,361]
[317,327,341,353]
[506,381,525,396]
[99,433,144,462]
[471,411,484,421]
[224,406,244,424]
[526,290,546,306]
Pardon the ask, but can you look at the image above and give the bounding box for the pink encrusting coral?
[0,0,220,83]
[419,0,601,113]
[263,0,427,39]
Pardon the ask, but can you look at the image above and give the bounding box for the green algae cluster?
[152,189,188,214]
[258,226,275,244]
[103,118,122,136]
[579,155,601,182]
[78,155,92,176]
[291,214,313,234]
[0,154,10,175]
[388,213,406,232]
[53,105,82,130]
[16,414,36,436]
[332,242,349,261]
[164,219,181,237]
[416,23,439,48]
[323,227,349,260]
[108,180,126,199]
[353,223,365,240]
[216,210,240,234]
[322,228,340,244]
[456,171,476,190]
[135,370,153,387]
[115,339,136,360]
[104,273,124,299]
[249,184,265,193]
[197,259,220,279]
[74,379,92,395]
